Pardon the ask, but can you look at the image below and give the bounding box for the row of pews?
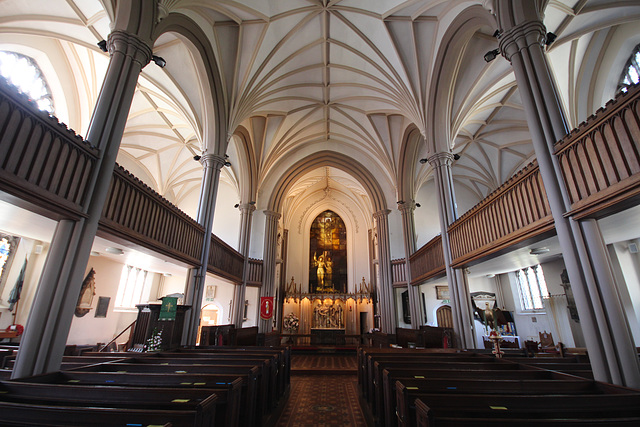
[0,346,290,426]
[358,347,640,426]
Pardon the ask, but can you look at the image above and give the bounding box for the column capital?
[238,203,257,214]
[200,153,226,170]
[107,30,153,68]
[397,201,416,215]
[498,20,546,63]
[264,210,281,221]
[373,209,391,221]
[427,152,454,168]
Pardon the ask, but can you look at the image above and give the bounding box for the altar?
[311,328,345,345]
[281,277,375,345]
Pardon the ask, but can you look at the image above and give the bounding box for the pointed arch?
[427,5,497,153]
[268,151,387,214]
[153,13,228,156]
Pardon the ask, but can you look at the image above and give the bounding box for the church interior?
[1,0,640,425]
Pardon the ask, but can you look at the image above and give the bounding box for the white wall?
[0,238,49,331]
[67,256,140,346]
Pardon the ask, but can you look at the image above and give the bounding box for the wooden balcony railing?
[246,258,264,286]
[409,235,445,285]
[392,258,407,286]
[0,78,98,218]
[100,165,205,266]
[555,84,640,219]
[448,162,554,268]
[208,234,245,283]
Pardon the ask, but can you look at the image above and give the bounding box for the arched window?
[0,51,54,114]
[618,43,640,93]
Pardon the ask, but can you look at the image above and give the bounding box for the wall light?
[152,55,166,68]
[419,158,428,164]
[484,48,500,62]
[97,40,108,52]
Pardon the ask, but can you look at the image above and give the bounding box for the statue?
[360,277,370,293]
[313,253,326,291]
[286,276,297,295]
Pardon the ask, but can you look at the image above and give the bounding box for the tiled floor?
[274,374,368,426]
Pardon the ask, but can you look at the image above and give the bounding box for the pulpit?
[130,302,190,351]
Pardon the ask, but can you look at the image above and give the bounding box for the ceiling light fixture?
[529,247,550,255]
[105,247,124,255]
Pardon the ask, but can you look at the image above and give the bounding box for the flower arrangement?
[145,327,163,352]
[283,312,299,333]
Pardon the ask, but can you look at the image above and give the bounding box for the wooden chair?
[539,331,563,356]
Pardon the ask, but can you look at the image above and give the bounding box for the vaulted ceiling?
[1,0,639,235]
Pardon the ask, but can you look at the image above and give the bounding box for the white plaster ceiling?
[0,0,639,240]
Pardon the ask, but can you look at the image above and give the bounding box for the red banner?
[260,296,274,320]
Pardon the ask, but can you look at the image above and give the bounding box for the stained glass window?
[0,51,54,114]
[309,210,347,293]
[618,44,640,94]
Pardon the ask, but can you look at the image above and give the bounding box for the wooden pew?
[18,370,256,426]
[396,380,640,427]
[369,359,532,423]
[381,368,584,427]
[369,357,522,416]
[0,398,205,426]
[0,379,229,425]
[90,358,275,415]
[413,397,640,426]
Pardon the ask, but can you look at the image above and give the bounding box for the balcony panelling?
[409,235,445,285]
[556,84,640,219]
[448,163,554,268]
[0,80,98,218]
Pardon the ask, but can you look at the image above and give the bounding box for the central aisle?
[274,351,371,426]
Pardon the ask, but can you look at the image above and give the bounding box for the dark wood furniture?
[130,303,190,351]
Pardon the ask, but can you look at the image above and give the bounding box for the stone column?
[373,209,397,333]
[494,0,640,387]
[182,153,226,345]
[398,201,424,328]
[428,152,475,349]
[12,30,152,378]
[233,202,256,327]
[259,210,281,333]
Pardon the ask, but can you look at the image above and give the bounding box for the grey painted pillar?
[259,210,281,333]
[233,203,256,327]
[373,209,397,334]
[428,152,475,349]
[494,0,640,387]
[13,30,152,378]
[398,201,423,328]
[182,153,225,345]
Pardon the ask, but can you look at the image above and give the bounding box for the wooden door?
[436,305,453,328]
